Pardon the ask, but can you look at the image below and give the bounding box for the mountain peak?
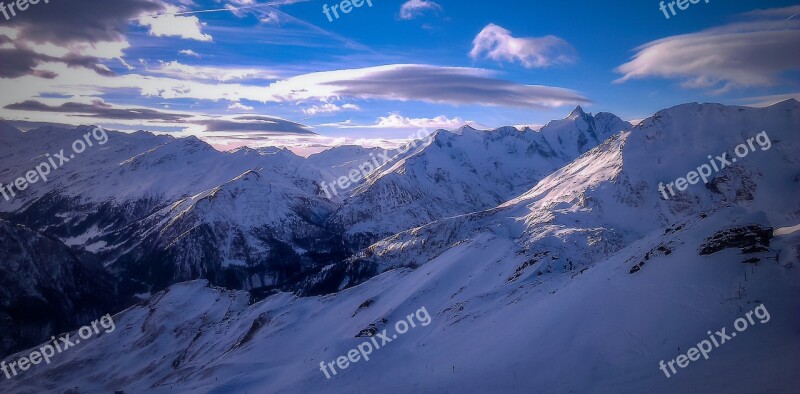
[567,106,588,119]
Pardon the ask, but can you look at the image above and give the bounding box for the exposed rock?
[0,219,116,357]
[699,225,773,256]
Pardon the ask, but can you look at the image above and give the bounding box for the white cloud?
[68,40,132,60]
[179,49,201,58]
[303,103,360,116]
[615,7,800,94]
[470,24,577,68]
[399,0,442,20]
[228,102,254,111]
[375,114,465,129]
[138,6,213,42]
[0,26,19,40]
[322,114,468,129]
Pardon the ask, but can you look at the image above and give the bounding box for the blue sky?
[0,0,798,152]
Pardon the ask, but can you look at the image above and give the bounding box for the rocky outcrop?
[698,225,773,256]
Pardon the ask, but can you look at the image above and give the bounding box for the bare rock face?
[698,225,773,256]
[0,219,115,357]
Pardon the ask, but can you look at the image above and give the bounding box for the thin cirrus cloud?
[469,24,578,68]
[146,60,282,82]
[615,6,800,94]
[399,0,442,20]
[735,92,800,108]
[740,5,800,18]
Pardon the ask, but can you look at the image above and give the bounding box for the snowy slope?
[7,207,798,393]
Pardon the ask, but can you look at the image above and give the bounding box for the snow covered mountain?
[0,125,356,296]
[329,109,632,248]
[3,100,797,393]
[341,100,799,287]
[103,167,346,296]
[0,107,631,298]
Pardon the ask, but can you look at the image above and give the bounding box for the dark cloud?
[0,47,58,79]
[0,45,115,78]
[322,65,589,108]
[0,0,164,78]
[200,116,316,135]
[6,0,163,45]
[5,100,190,121]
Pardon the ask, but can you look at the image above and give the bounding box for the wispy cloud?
[399,0,442,20]
[146,60,281,82]
[734,92,800,107]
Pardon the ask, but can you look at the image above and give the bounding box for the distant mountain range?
[1,100,798,393]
